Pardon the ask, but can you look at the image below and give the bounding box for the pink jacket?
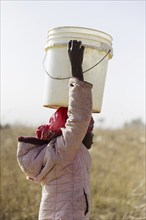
[17,78,93,220]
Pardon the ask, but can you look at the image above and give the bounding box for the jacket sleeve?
[55,77,93,159]
[17,142,47,180]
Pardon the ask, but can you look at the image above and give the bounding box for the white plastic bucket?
[43,26,113,113]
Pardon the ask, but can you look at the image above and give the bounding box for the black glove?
[18,136,49,146]
[68,40,84,81]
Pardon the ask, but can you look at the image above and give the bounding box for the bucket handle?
[43,48,111,80]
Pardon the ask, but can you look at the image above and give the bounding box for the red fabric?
[36,107,68,140]
[36,107,94,141]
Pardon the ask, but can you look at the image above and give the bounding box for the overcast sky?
[1,0,145,128]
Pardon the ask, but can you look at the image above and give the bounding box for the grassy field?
[0,125,145,220]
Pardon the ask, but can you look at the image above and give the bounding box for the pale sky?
[1,0,145,128]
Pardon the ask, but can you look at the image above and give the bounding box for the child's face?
[83,132,94,149]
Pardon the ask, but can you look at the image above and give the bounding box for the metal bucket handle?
[43,43,112,80]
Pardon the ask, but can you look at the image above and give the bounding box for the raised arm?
[55,40,92,159]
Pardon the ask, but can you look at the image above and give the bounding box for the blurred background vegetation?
[0,119,145,220]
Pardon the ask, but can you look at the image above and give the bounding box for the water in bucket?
[43,26,113,113]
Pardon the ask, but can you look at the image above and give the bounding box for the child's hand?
[68,40,84,81]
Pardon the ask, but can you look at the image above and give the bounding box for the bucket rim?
[47,26,113,42]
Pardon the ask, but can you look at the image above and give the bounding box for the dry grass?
[0,126,145,220]
[90,128,145,220]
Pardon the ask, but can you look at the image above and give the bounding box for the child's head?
[36,107,94,142]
